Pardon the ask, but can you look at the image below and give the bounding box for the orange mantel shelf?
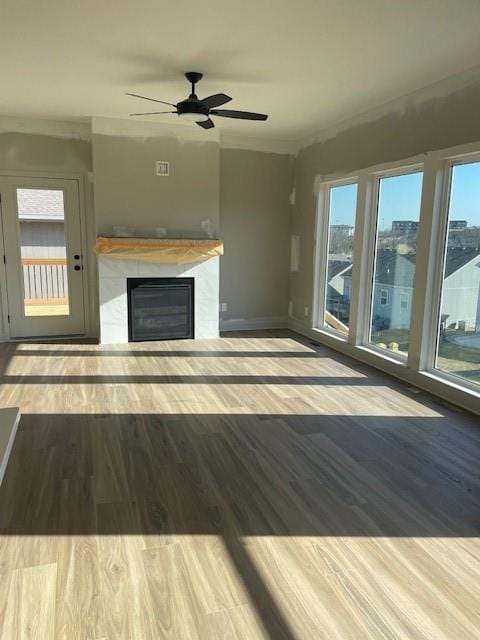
[96,237,224,265]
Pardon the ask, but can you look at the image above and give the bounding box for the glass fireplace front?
[127,277,194,342]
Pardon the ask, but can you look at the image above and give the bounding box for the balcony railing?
[22,257,68,304]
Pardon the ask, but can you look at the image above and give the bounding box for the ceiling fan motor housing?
[177,99,209,118]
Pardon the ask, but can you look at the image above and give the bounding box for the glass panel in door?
[16,188,70,317]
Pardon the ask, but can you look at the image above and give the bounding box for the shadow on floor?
[1,411,479,538]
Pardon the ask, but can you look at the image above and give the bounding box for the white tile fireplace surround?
[98,256,219,344]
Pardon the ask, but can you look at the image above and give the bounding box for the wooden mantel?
[96,236,224,265]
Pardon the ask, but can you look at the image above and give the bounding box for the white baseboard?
[220,316,288,332]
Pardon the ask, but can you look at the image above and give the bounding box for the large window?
[369,171,423,357]
[323,182,357,335]
[314,147,480,410]
[435,161,480,387]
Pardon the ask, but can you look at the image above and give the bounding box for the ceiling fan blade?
[197,118,215,129]
[129,111,177,116]
[126,92,176,107]
[202,93,232,109]
[210,109,268,121]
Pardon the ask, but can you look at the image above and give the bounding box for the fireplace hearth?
[127,277,194,342]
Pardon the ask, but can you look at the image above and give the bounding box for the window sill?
[355,344,408,367]
[419,369,480,400]
[311,326,348,343]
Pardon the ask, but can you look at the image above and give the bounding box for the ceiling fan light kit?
[127,71,268,129]
[177,112,209,123]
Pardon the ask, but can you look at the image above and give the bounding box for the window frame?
[311,143,480,409]
[428,153,480,394]
[363,163,424,363]
[313,175,358,341]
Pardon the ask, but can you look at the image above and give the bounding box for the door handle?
[73,254,81,260]
[74,265,82,271]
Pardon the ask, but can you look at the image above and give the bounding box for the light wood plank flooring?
[0,330,479,639]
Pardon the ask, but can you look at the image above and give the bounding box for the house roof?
[444,247,480,277]
[373,250,416,287]
[335,247,480,288]
[17,188,64,221]
[327,260,353,280]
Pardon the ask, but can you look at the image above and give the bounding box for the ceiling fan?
[126,72,268,129]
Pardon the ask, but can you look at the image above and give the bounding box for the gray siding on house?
[20,221,66,259]
[442,257,480,331]
[371,283,413,330]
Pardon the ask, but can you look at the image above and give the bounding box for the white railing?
[22,258,68,303]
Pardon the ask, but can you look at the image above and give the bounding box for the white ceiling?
[1,0,480,142]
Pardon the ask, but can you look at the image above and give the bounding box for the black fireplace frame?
[127,277,195,342]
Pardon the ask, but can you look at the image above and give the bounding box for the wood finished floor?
[0,330,479,639]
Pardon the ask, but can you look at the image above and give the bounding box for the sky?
[329,161,480,230]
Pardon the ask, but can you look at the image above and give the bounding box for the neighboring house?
[332,247,480,333]
[441,248,480,332]
[340,250,415,330]
[18,188,66,260]
[326,259,352,323]
[370,250,416,330]
[327,260,352,297]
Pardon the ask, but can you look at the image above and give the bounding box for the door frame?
[0,170,91,341]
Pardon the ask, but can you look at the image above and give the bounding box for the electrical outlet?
[304,306,309,317]
[220,303,228,312]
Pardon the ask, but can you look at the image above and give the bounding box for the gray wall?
[92,133,219,237]
[0,132,91,174]
[290,81,480,322]
[219,148,293,326]
[0,129,294,339]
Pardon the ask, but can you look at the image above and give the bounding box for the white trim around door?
[0,173,89,339]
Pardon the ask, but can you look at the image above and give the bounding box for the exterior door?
[0,176,85,338]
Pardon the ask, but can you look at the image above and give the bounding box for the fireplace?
[127,277,194,342]
[99,255,219,344]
